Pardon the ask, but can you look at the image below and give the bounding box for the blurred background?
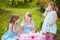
[0,0,60,40]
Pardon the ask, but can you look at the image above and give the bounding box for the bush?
[36,0,40,5]
[55,0,60,10]
[55,0,60,18]
[7,0,19,7]
[7,0,33,8]
[40,3,45,13]
[6,0,41,8]
[57,11,60,18]
[55,0,60,5]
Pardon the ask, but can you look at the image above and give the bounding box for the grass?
[0,7,60,40]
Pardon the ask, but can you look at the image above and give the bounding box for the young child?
[1,14,21,40]
[42,2,58,40]
[20,12,35,34]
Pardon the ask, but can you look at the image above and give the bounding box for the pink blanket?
[18,34,45,40]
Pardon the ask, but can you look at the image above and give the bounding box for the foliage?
[40,3,45,13]
[55,0,60,5]
[57,11,60,18]
[36,0,40,5]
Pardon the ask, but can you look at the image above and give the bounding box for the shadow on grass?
[0,8,11,14]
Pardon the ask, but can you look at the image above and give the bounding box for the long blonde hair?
[24,12,32,22]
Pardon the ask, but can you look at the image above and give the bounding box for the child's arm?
[32,26,36,32]
[19,21,24,34]
[29,21,36,32]
[53,11,58,22]
[43,8,48,17]
[13,26,24,34]
[9,23,12,30]
[43,11,47,17]
[9,23,21,34]
[49,11,58,26]
[32,22,36,32]
[19,26,24,34]
[13,26,21,34]
[13,21,24,34]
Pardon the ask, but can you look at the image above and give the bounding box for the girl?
[42,2,58,40]
[1,14,21,40]
[20,12,35,34]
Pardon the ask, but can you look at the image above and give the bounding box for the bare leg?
[49,33,53,40]
[45,33,49,40]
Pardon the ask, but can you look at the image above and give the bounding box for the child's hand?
[49,22,53,26]
[46,8,50,12]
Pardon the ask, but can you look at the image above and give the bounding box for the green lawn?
[0,7,60,40]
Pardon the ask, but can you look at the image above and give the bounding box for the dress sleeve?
[31,21,35,27]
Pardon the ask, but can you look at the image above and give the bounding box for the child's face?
[48,3,51,9]
[25,16,32,23]
[15,19,20,24]
[48,3,54,10]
